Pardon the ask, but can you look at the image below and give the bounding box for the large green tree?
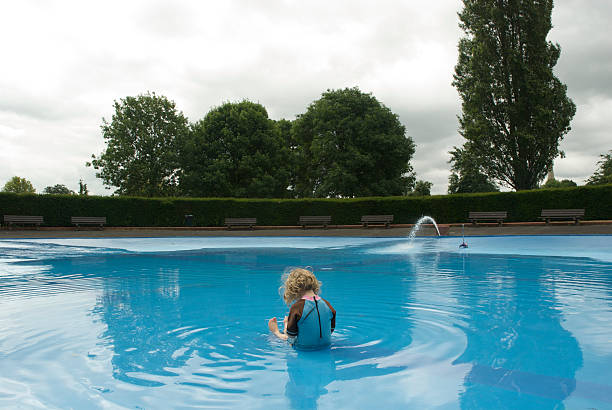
[87,92,188,197]
[448,147,499,194]
[586,150,612,185]
[293,87,416,197]
[453,0,575,190]
[2,176,35,193]
[180,101,291,198]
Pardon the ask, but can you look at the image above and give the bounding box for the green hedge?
[1,184,611,227]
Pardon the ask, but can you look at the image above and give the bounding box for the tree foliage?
[293,87,416,197]
[448,147,498,194]
[87,92,188,197]
[586,150,612,185]
[453,0,575,190]
[180,101,291,198]
[43,184,74,194]
[79,179,89,196]
[2,176,35,193]
[274,118,299,195]
[541,178,577,188]
[412,180,433,196]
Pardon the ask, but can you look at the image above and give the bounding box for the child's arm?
[268,317,289,340]
[323,299,336,333]
[269,302,301,342]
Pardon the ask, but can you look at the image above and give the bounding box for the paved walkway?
[2,221,612,238]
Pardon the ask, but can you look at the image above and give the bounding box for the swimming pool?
[1,236,611,409]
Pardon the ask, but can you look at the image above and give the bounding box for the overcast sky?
[1,0,610,195]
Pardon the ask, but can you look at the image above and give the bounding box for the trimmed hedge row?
[1,184,611,227]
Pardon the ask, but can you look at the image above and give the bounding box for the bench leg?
[545,218,550,225]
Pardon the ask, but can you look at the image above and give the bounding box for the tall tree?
[586,150,612,185]
[453,0,575,190]
[2,176,35,193]
[293,87,416,197]
[180,101,291,198]
[43,184,74,194]
[87,92,188,197]
[448,147,498,194]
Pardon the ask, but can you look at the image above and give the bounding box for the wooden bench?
[3,215,44,229]
[224,218,257,230]
[299,215,332,229]
[361,215,394,228]
[539,209,585,225]
[468,211,507,226]
[71,216,107,230]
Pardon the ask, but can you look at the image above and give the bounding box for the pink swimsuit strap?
[301,295,321,301]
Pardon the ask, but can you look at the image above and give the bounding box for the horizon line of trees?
[86,88,433,198]
[4,153,612,197]
[3,149,611,197]
[1,177,89,195]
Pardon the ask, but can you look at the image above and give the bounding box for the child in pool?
[268,268,336,350]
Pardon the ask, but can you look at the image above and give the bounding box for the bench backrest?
[361,215,394,222]
[71,216,107,223]
[3,215,44,223]
[468,211,507,218]
[225,218,257,224]
[299,216,332,223]
[540,209,585,217]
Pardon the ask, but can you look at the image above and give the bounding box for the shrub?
[1,184,610,227]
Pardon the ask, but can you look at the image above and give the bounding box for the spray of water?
[408,216,441,239]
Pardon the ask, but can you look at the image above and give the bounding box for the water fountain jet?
[408,216,441,239]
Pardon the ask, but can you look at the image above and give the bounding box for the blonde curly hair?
[279,267,321,305]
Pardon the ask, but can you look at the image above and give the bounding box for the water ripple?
[1,237,612,408]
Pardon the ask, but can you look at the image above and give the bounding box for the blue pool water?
[1,236,611,409]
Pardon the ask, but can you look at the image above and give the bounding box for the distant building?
[546,166,555,183]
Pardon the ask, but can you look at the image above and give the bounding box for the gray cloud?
[551,0,612,100]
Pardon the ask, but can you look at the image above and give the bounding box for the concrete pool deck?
[2,221,612,238]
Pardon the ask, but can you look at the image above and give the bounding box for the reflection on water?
[450,255,583,409]
[1,239,612,409]
[286,349,336,408]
